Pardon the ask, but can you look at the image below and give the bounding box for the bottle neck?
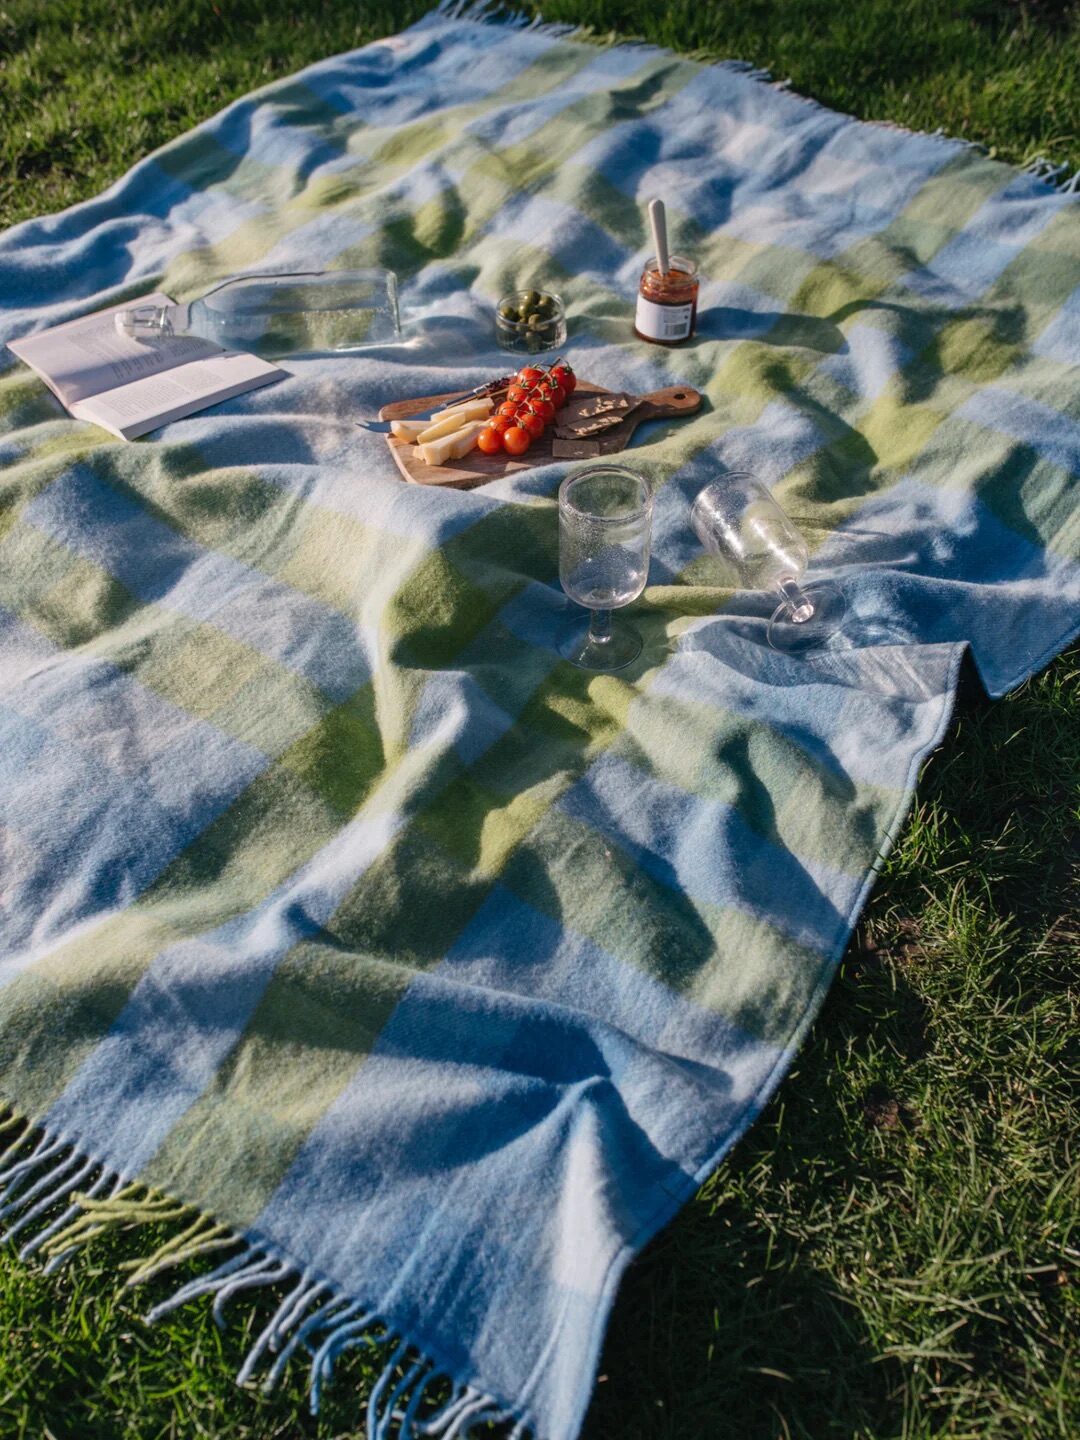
[114,301,190,338]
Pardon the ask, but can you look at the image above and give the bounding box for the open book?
[6,294,284,440]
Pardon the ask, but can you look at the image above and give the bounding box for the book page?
[6,294,222,406]
[69,352,283,440]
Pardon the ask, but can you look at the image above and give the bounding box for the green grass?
[1,1,1079,1437]
[2,0,1079,228]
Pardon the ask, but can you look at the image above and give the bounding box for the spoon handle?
[648,197,669,276]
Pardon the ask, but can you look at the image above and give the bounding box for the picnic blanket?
[1,4,1079,1436]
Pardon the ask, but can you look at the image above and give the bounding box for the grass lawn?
[1,1,1078,1436]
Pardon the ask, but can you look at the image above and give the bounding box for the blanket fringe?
[428,0,1079,197]
[433,0,574,38]
[0,1109,532,1438]
[1023,154,1080,194]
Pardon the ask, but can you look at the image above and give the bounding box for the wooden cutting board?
[378,381,701,489]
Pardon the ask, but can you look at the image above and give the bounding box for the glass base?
[560,614,642,671]
[767,581,846,654]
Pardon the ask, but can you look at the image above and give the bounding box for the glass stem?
[778,577,814,624]
[588,608,614,646]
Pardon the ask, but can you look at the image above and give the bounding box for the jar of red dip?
[634,255,699,346]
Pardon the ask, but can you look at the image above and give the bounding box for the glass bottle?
[114,270,400,356]
[633,254,698,346]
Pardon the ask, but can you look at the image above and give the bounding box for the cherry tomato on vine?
[502,425,531,456]
[506,384,530,405]
[489,414,514,434]
[476,425,504,456]
[516,366,544,386]
[498,400,521,419]
[527,397,556,425]
[550,365,576,395]
[519,411,545,440]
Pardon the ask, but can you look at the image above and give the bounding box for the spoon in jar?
[648,197,670,277]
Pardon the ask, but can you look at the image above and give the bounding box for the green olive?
[521,289,541,310]
[535,294,556,316]
[498,301,520,322]
[527,312,551,332]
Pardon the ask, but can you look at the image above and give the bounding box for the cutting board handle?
[639,385,702,416]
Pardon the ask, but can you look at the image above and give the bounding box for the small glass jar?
[634,255,698,346]
[495,289,567,354]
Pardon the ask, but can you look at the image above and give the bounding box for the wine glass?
[690,472,846,652]
[559,465,653,671]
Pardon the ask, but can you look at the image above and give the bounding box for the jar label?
[635,294,693,342]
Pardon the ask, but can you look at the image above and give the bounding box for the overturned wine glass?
[690,472,846,652]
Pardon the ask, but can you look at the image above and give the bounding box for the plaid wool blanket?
[1,6,1078,1437]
